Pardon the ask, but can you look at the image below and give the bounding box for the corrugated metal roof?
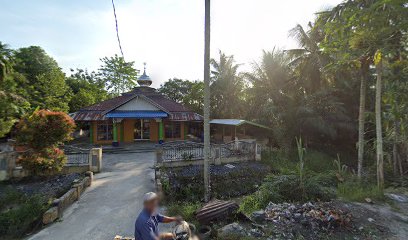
[169,112,203,121]
[209,119,245,126]
[70,111,107,121]
[209,119,272,130]
[195,199,239,224]
[73,86,203,122]
[106,111,168,118]
[81,94,135,111]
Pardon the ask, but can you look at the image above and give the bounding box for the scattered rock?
[249,228,264,237]
[113,236,134,240]
[217,222,246,238]
[385,193,408,203]
[365,198,373,204]
[368,218,375,223]
[251,210,266,223]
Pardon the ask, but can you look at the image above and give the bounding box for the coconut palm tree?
[286,23,329,94]
[210,51,244,118]
[246,48,350,152]
[0,42,13,83]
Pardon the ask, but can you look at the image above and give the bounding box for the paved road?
[29,151,169,240]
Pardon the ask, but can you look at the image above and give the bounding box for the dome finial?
[137,62,152,87]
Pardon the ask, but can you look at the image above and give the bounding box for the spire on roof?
[137,62,152,87]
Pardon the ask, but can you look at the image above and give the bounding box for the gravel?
[0,173,83,200]
[171,162,269,177]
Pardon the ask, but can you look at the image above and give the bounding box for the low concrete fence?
[43,171,93,224]
[0,151,18,181]
[156,140,262,168]
[65,146,103,174]
[0,147,102,181]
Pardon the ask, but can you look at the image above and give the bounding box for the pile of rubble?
[264,202,352,229]
[250,201,353,239]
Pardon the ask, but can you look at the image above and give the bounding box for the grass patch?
[337,180,385,202]
[305,151,334,173]
[0,188,48,239]
[166,201,201,224]
[261,149,335,174]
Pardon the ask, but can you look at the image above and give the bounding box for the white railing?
[158,140,257,164]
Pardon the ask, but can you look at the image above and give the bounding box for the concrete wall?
[43,172,93,225]
[1,148,102,181]
[91,119,188,144]
[0,151,17,181]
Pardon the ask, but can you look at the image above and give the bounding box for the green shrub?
[166,202,201,224]
[239,194,262,215]
[239,174,336,214]
[0,189,48,238]
[261,148,297,174]
[305,150,334,173]
[16,110,75,150]
[19,147,67,175]
[15,110,75,175]
[337,180,385,202]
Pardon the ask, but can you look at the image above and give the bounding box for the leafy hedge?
[0,189,48,238]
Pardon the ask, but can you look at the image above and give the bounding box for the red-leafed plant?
[15,110,76,175]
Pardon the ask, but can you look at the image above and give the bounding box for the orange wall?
[150,120,159,142]
[123,119,135,143]
[91,120,187,144]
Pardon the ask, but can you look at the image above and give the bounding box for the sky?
[1,0,342,88]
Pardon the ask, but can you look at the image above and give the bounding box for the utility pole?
[203,0,211,202]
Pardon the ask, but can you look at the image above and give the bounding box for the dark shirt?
[135,209,164,240]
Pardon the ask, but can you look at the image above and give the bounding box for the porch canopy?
[105,110,168,119]
[209,119,271,143]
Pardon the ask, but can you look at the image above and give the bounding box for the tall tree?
[159,78,194,103]
[210,51,245,118]
[287,23,328,93]
[66,69,109,112]
[321,1,376,179]
[158,78,203,114]
[0,42,13,83]
[323,0,408,187]
[99,54,138,96]
[374,52,384,189]
[13,46,71,112]
[0,43,29,137]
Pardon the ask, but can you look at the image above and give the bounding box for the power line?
[111,0,125,59]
